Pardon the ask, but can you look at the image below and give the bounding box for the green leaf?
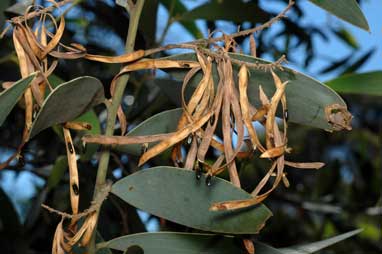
[0,73,36,127]
[160,0,203,39]
[318,52,352,75]
[151,79,183,106]
[140,0,159,48]
[308,0,370,31]
[47,74,65,89]
[340,48,375,75]
[46,156,68,190]
[332,28,359,49]
[115,0,128,9]
[161,53,348,131]
[356,218,381,241]
[116,108,182,155]
[96,231,113,254]
[28,76,105,139]
[326,71,382,96]
[0,0,10,27]
[112,167,272,234]
[4,0,32,17]
[181,1,270,23]
[279,229,362,254]
[46,75,101,159]
[101,232,284,254]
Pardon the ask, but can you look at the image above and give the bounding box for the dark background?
[0,0,380,253]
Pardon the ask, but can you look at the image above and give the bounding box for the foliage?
[0,0,380,254]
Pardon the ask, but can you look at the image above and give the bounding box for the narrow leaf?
[102,232,285,254]
[326,71,382,96]
[29,76,105,139]
[309,0,369,31]
[0,0,10,27]
[140,0,159,47]
[160,0,203,39]
[341,48,375,75]
[0,73,36,126]
[112,167,272,234]
[102,232,247,254]
[279,229,363,254]
[47,156,68,190]
[115,0,127,8]
[317,53,352,75]
[181,1,270,23]
[4,0,32,17]
[332,28,359,49]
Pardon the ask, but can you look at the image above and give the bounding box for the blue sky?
[290,0,382,80]
[159,0,381,81]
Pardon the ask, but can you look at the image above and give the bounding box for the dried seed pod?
[80,213,98,246]
[282,174,290,188]
[249,34,257,58]
[63,128,79,214]
[52,219,65,254]
[196,136,202,146]
[243,239,255,254]
[64,121,92,131]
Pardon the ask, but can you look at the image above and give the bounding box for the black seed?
[284,109,289,122]
[72,183,79,195]
[67,142,74,154]
[205,175,212,186]
[196,170,202,180]
[195,162,201,180]
[176,159,184,168]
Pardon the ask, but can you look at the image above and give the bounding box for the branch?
[41,181,112,219]
[203,0,295,44]
[144,0,295,56]
[89,0,146,251]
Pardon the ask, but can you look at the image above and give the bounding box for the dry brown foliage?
[2,0,353,252]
